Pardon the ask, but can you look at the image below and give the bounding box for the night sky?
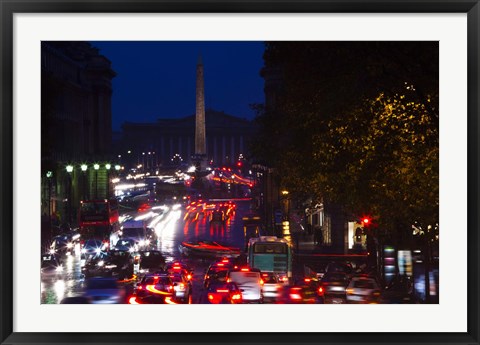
[90,41,266,131]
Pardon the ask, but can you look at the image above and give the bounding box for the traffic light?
[362,217,370,226]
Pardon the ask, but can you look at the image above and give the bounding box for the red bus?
[78,199,120,247]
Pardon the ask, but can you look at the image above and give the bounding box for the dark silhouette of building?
[41,41,116,233]
[120,109,255,170]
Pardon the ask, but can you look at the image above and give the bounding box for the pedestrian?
[314,226,322,246]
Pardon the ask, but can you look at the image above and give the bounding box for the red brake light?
[187,274,192,280]
[231,293,242,300]
[208,294,214,300]
[216,289,229,293]
[217,263,224,267]
[260,279,264,285]
[241,268,249,272]
[304,278,311,282]
[137,286,143,290]
[318,287,324,295]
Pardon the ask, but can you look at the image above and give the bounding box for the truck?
[119,219,156,250]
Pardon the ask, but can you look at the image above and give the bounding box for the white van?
[227,267,263,303]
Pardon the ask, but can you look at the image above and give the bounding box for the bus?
[247,236,292,284]
[78,199,120,248]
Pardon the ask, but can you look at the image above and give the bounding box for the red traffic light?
[237,161,243,167]
[362,217,371,226]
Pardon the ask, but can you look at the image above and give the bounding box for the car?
[83,277,126,304]
[261,272,283,303]
[169,272,192,304]
[82,250,135,280]
[206,282,242,304]
[49,232,79,258]
[203,260,233,288]
[226,267,263,303]
[139,250,165,272]
[346,276,381,304]
[80,239,108,260]
[135,273,174,303]
[165,261,194,278]
[114,238,138,252]
[325,262,354,278]
[281,279,324,304]
[320,272,349,304]
[41,253,64,274]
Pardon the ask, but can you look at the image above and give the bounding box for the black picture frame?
[1,1,479,344]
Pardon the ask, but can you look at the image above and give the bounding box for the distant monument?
[191,55,210,182]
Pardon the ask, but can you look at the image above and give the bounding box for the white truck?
[120,220,156,249]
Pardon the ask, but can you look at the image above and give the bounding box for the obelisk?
[195,55,206,156]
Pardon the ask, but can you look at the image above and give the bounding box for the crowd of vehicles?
[42,192,414,305]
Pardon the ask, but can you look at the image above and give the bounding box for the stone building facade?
[41,41,116,234]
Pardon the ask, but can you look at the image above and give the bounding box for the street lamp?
[46,171,53,237]
[105,163,111,198]
[81,164,88,200]
[94,163,99,198]
[66,165,73,224]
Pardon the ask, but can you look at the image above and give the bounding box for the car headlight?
[145,240,150,245]
[49,249,55,254]
[139,240,145,246]
[81,248,86,254]
[56,266,63,272]
[67,243,73,249]
[97,260,104,267]
[95,248,101,254]
[129,247,134,253]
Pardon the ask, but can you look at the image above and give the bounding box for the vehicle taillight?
[216,289,229,293]
[304,278,311,283]
[128,296,140,304]
[208,294,214,300]
[346,288,354,294]
[187,274,192,280]
[231,293,242,301]
[217,263,224,267]
[289,293,302,300]
[241,268,249,272]
[226,278,231,283]
[137,286,143,290]
[318,287,324,295]
[260,279,264,285]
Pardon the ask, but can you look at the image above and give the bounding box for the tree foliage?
[251,42,439,240]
